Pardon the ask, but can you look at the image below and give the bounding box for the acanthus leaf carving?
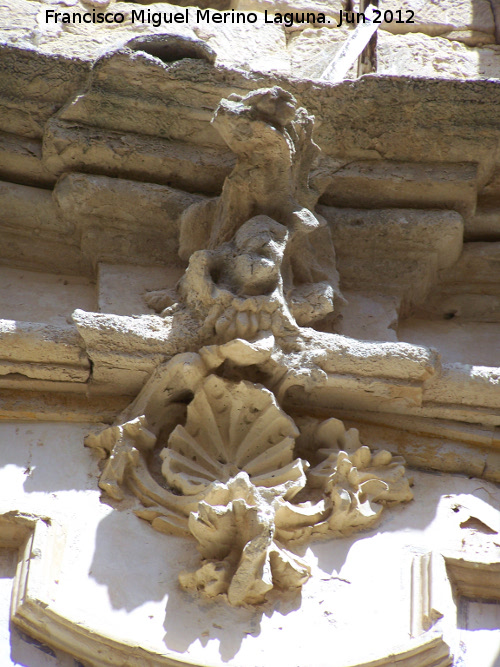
[86,341,413,606]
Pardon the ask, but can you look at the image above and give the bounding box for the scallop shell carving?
[161,375,306,500]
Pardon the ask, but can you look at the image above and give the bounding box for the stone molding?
[3,510,455,666]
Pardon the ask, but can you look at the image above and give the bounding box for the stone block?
[97,263,183,317]
[335,291,399,342]
[288,26,357,79]
[319,160,478,221]
[54,173,200,266]
[485,450,500,483]
[0,131,55,188]
[0,180,63,234]
[441,30,495,47]
[320,207,463,312]
[377,32,500,80]
[398,319,500,365]
[424,363,500,411]
[468,208,500,239]
[0,267,96,326]
[411,242,500,325]
[235,0,343,24]
[321,207,464,271]
[472,168,500,237]
[478,167,500,207]
[440,242,500,284]
[191,13,289,74]
[379,0,495,41]
[0,0,292,78]
[0,180,88,274]
[43,119,234,195]
[0,319,89,382]
[58,49,228,147]
[0,44,89,139]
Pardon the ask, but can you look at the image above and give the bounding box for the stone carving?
[87,339,413,605]
[87,87,413,606]
[162,374,303,496]
[149,86,343,331]
[178,215,297,341]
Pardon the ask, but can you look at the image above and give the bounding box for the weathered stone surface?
[191,14,289,74]
[379,0,495,41]
[4,40,500,183]
[0,131,54,188]
[0,319,89,383]
[288,26,357,80]
[0,1,193,59]
[424,363,500,410]
[351,422,489,479]
[71,309,203,393]
[320,207,463,313]
[468,207,500,239]
[441,242,500,285]
[98,263,184,317]
[6,35,492,174]
[338,410,500,448]
[43,118,235,194]
[326,208,464,271]
[485,449,500,482]
[54,173,199,266]
[58,50,229,147]
[478,166,500,207]
[412,242,500,323]
[0,388,128,422]
[0,44,89,139]
[377,31,500,80]
[398,319,500,366]
[473,168,500,237]
[335,291,399,342]
[0,179,88,275]
[0,266,96,326]
[0,0,290,74]
[320,161,477,221]
[492,0,500,43]
[441,29,495,46]
[0,180,63,234]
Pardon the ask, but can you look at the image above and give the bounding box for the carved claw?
[144,289,177,313]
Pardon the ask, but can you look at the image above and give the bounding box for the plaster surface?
[0,267,96,326]
[398,319,500,367]
[97,263,184,317]
[1,422,499,666]
[0,546,78,666]
[458,599,500,667]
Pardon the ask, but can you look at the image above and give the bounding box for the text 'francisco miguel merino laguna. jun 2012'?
[44,7,416,28]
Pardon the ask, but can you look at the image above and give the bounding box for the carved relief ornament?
[86,87,414,606]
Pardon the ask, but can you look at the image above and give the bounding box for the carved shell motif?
[161,375,306,501]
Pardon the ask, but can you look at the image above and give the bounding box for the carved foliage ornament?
[87,87,413,606]
[87,341,413,606]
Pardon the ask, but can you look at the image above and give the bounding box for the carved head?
[231,216,288,296]
[234,215,288,257]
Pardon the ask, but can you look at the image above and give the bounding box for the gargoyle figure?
[169,86,343,328]
[179,215,298,341]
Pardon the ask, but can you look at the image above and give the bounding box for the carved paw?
[144,289,177,314]
[214,306,262,341]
